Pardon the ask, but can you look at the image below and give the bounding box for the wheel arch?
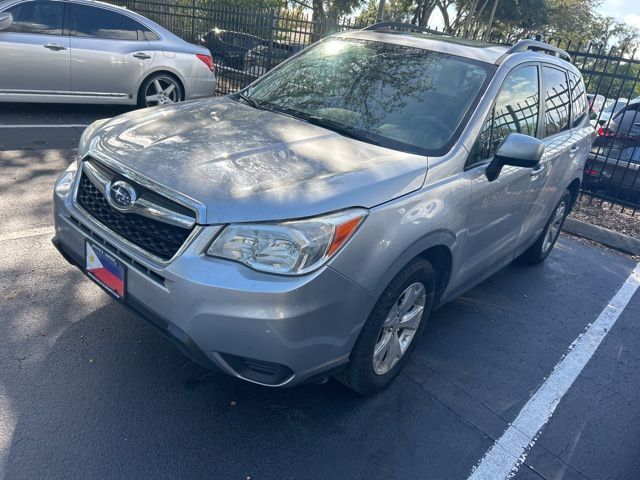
[135,68,187,102]
[366,229,457,308]
[567,177,581,208]
[418,245,453,308]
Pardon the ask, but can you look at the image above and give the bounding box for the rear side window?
[569,72,587,127]
[472,65,540,163]
[141,26,159,41]
[5,0,64,35]
[72,4,140,40]
[542,66,571,136]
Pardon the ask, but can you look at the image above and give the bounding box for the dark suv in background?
[198,27,305,76]
[586,99,640,198]
[198,28,265,70]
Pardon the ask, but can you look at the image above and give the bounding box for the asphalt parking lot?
[1,103,639,480]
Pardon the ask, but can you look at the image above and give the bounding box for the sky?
[597,0,640,28]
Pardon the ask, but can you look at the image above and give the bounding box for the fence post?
[190,0,196,43]
[266,8,277,73]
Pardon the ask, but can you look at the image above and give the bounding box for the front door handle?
[133,52,151,60]
[531,163,545,178]
[44,43,66,51]
[569,145,579,158]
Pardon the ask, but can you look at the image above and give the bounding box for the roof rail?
[362,22,446,36]
[497,39,572,64]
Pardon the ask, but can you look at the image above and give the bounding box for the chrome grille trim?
[83,159,196,229]
[87,149,207,224]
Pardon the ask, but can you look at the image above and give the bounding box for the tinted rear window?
[569,72,587,127]
[542,66,571,136]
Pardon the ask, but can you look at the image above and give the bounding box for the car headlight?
[78,118,111,157]
[206,209,367,275]
[54,162,78,197]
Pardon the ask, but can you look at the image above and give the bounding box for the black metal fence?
[108,1,370,93]
[107,1,640,214]
[565,43,640,214]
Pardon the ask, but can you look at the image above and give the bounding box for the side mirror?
[486,133,544,182]
[0,12,13,31]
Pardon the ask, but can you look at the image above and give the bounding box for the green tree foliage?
[311,0,365,21]
[358,0,414,23]
[358,0,640,50]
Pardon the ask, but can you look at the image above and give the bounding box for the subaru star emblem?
[109,181,137,211]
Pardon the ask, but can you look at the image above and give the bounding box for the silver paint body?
[0,0,215,104]
[53,30,591,386]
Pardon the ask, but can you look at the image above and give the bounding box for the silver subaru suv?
[53,24,591,394]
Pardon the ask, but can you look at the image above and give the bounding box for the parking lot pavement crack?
[400,371,498,445]
[427,364,512,425]
[517,464,547,480]
[522,439,593,480]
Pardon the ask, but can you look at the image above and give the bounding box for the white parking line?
[468,262,640,480]
[0,226,55,242]
[0,124,88,128]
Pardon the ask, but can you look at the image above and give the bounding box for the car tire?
[336,258,436,395]
[137,73,184,108]
[520,189,572,265]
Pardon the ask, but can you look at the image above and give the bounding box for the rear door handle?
[44,43,66,51]
[133,52,151,59]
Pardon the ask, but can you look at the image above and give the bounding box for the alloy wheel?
[144,77,180,107]
[542,200,567,253]
[373,282,427,375]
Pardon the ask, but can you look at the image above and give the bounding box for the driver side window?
[5,0,64,35]
[468,65,540,167]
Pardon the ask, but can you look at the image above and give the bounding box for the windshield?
[243,38,494,155]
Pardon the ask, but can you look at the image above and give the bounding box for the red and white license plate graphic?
[85,241,126,299]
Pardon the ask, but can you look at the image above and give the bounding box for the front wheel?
[336,258,436,395]
[520,190,572,264]
[138,74,183,108]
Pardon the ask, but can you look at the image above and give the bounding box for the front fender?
[329,193,461,299]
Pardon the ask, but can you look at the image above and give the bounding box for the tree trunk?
[437,0,451,32]
[312,0,324,41]
[312,0,324,22]
[377,0,387,22]
[463,0,479,37]
[419,2,437,26]
[483,0,499,41]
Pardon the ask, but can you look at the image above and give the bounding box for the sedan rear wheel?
[138,74,182,108]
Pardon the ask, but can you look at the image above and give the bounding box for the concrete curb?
[563,217,640,256]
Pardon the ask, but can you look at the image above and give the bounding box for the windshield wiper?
[302,115,382,146]
[236,93,267,111]
[263,105,382,145]
[235,98,383,147]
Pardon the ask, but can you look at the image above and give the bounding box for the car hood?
[87,97,428,224]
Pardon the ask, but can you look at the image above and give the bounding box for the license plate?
[85,241,126,299]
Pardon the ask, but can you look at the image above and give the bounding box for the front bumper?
[53,175,377,387]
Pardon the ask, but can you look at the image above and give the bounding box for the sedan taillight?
[196,53,214,72]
